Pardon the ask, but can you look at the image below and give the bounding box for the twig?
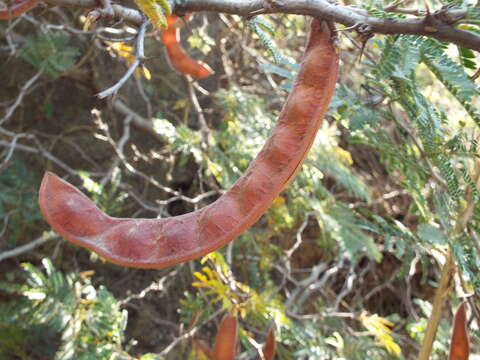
[333,264,357,310]
[158,308,223,356]
[186,80,210,148]
[0,69,43,126]
[0,138,81,175]
[96,20,149,99]
[472,67,480,81]
[112,99,163,141]
[0,133,31,170]
[0,233,59,262]
[0,210,14,238]
[383,0,406,11]
[120,265,182,305]
[134,74,153,119]
[92,110,221,210]
[99,113,131,187]
[283,262,329,309]
[285,212,312,260]
[293,257,348,312]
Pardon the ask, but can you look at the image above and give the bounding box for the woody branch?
[42,0,480,51]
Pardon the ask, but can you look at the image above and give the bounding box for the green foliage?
[153,117,204,165]
[247,16,287,64]
[358,33,478,210]
[315,201,381,262]
[330,29,480,358]
[0,156,41,245]
[258,61,296,80]
[349,26,480,320]
[21,34,79,77]
[407,299,453,357]
[247,16,301,91]
[361,1,407,20]
[310,145,372,203]
[4,6,480,359]
[287,319,402,360]
[458,46,476,69]
[0,259,131,359]
[415,36,480,126]
[79,168,127,215]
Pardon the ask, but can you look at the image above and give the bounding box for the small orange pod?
[448,302,469,360]
[212,315,238,360]
[161,14,213,79]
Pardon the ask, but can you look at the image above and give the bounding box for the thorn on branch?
[246,7,267,19]
[264,0,286,12]
[335,22,361,32]
[435,5,468,24]
[422,5,439,34]
[357,23,373,34]
[357,32,374,63]
[85,0,117,29]
[471,68,480,81]
[383,0,405,12]
[384,0,426,16]
[98,0,114,17]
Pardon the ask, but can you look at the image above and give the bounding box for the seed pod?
[39,19,339,269]
[161,14,214,78]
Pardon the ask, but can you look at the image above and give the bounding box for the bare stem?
[417,250,455,360]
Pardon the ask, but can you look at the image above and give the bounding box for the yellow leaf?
[359,312,401,356]
[139,65,151,80]
[191,282,206,288]
[82,13,97,32]
[332,146,353,165]
[193,272,207,282]
[106,41,151,80]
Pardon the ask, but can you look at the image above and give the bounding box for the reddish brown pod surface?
[448,302,469,360]
[193,315,274,360]
[212,315,238,360]
[39,19,339,268]
[161,14,214,78]
[261,328,276,360]
[0,0,37,19]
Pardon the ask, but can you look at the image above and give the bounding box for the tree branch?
[180,0,479,51]
[44,0,480,51]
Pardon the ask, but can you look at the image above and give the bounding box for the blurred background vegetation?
[0,0,479,358]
